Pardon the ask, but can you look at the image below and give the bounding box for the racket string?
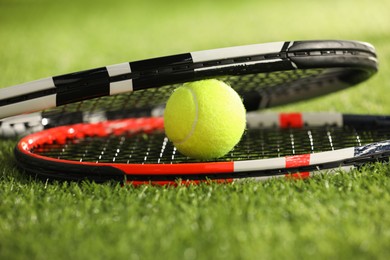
[39,69,326,123]
[31,125,390,164]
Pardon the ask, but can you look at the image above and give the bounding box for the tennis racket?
[0,40,377,121]
[0,106,164,138]
[15,112,390,186]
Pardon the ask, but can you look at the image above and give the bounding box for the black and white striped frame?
[0,40,378,119]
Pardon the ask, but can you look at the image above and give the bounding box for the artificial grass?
[1,0,390,259]
[1,166,390,259]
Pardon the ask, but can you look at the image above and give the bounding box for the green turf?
[1,0,390,259]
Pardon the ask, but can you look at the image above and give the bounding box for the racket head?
[14,112,390,185]
[1,40,378,119]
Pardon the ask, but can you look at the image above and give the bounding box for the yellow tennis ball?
[164,79,246,160]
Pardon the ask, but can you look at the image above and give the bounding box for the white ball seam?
[174,86,199,145]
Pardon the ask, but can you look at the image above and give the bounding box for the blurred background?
[1,1,390,259]
[1,0,390,113]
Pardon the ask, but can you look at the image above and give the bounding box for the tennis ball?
[164,79,246,160]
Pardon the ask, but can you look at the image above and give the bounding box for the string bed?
[30,125,390,164]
